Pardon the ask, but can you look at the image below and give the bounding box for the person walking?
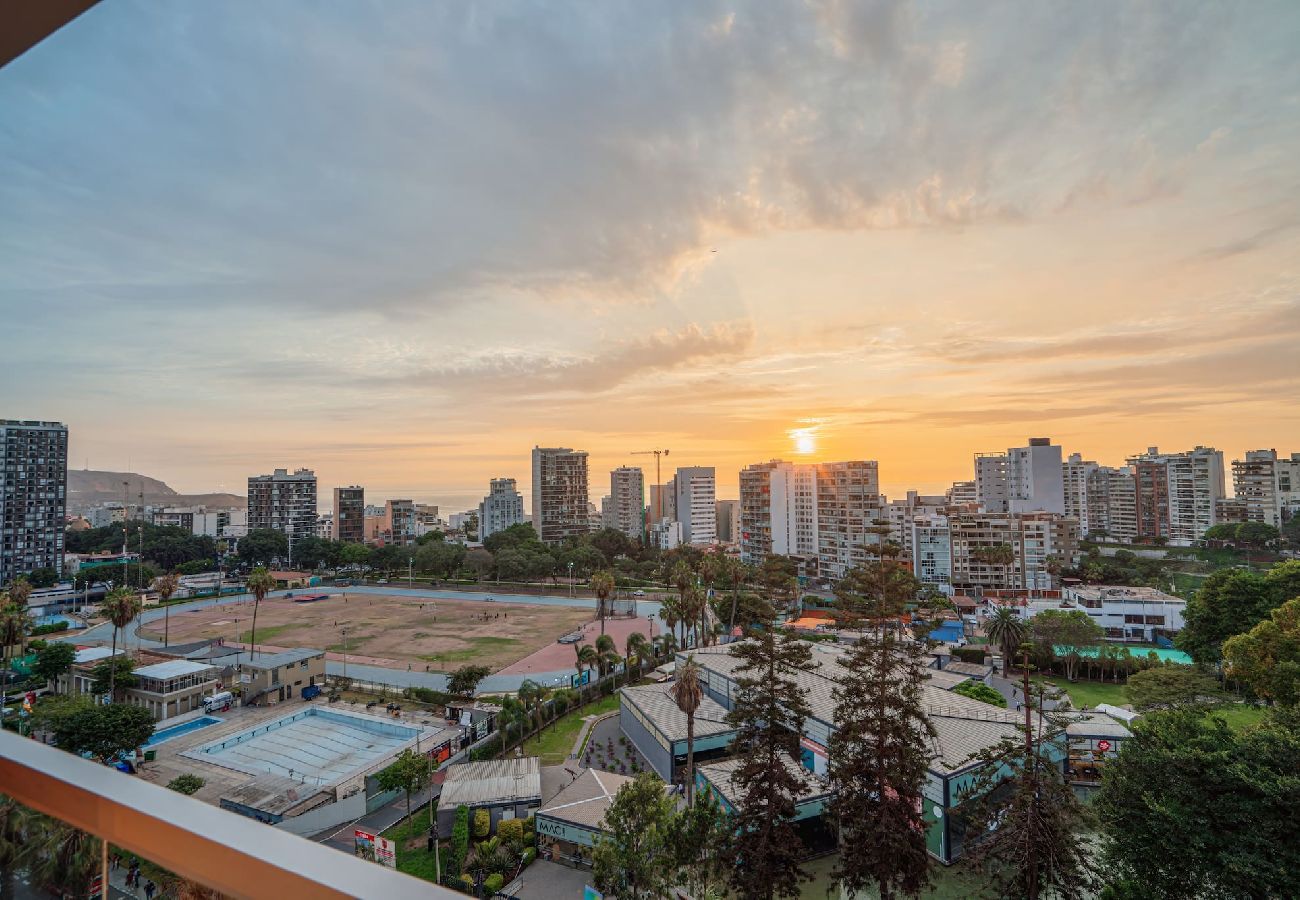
[144,880,156,900]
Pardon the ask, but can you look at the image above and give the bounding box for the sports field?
[138,593,593,672]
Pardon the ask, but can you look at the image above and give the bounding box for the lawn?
[381,806,456,883]
[1033,677,1128,710]
[1202,703,1268,731]
[520,694,622,765]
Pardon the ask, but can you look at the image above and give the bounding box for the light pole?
[341,627,349,680]
[568,562,574,598]
[408,557,414,589]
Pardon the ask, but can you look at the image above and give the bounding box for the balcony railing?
[0,730,455,899]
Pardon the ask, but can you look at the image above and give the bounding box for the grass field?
[138,592,592,672]
[1034,677,1129,709]
[520,694,622,765]
[1202,703,1268,731]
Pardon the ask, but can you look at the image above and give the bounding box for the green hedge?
[485,873,504,894]
[450,805,470,875]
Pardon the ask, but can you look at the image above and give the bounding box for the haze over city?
[4,1,1299,507]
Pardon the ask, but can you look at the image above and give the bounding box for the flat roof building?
[436,757,542,837]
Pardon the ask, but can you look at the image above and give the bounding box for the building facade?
[333,486,365,544]
[739,460,818,566]
[973,453,1009,513]
[383,500,416,546]
[246,469,317,538]
[530,447,590,544]
[714,499,740,544]
[673,466,717,546]
[1007,437,1065,515]
[1127,446,1225,545]
[1232,449,1300,528]
[814,461,883,580]
[946,480,978,508]
[912,515,953,590]
[1062,453,1098,535]
[1086,467,1136,543]
[0,420,68,586]
[478,478,524,541]
[606,467,646,542]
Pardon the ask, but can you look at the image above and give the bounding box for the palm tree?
[574,643,598,700]
[660,594,682,651]
[245,567,277,659]
[590,569,615,636]
[719,556,746,640]
[594,633,616,678]
[682,586,708,650]
[0,597,32,718]
[101,586,141,702]
[625,632,650,684]
[497,696,527,749]
[985,606,1028,677]
[669,655,704,806]
[26,819,100,898]
[670,561,695,647]
[156,571,181,646]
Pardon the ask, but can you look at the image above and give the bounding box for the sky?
[2,1,1299,511]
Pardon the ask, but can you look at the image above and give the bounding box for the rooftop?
[1064,585,1185,605]
[74,646,122,664]
[228,648,326,670]
[221,773,332,817]
[621,682,734,743]
[134,659,216,680]
[535,769,636,831]
[698,756,831,809]
[437,757,541,810]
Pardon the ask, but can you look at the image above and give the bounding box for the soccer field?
[138,592,593,672]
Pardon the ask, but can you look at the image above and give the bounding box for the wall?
[273,789,368,837]
[618,701,673,781]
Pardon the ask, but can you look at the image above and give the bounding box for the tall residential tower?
[0,420,68,586]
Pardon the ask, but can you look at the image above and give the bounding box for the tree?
[90,656,137,699]
[1095,710,1300,899]
[589,528,634,566]
[415,539,466,579]
[1125,666,1226,711]
[670,655,704,805]
[574,643,598,695]
[24,817,102,898]
[26,567,58,588]
[32,642,77,692]
[1030,609,1104,682]
[594,633,617,678]
[834,561,919,626]
[1177,568,1278,665]
[0,596,33,716]
[54,703,155,762]
[156,570,181,646]
[101,586,141,700]
[1223,597,1300,706]
[670,789,732,898]
[985,606,1028,677]
[339,541,373,570]
[726,632,817,900]
[447,664,491,698]
[953,679,1008,708]
[959,665,1095,899]
[376,748,430,826]
[591,772,677,900]
[245,566,276,659]
[236,528,288,567]
[591,569,615,636]
[1282,514,1300,551]
[625,631,650,683]
[828,630,935,900]
[167,774,206,795]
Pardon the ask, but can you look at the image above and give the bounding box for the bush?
[459,875,475,891]
[953,646,987,664]
[485,874,504,894]
[497,818,524,846]
[473,808,491,839]
[30,621,70,636]
[166,773,205,795]
[521,847,536,867]
[451,805,470,873]
[953,679,1008,708]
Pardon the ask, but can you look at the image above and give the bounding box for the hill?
[67,469,245,513]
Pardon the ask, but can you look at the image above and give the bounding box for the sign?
[354,829,397,869]
[584,887,602,900]
[1097,739,1112,752]
[536,815,598,847]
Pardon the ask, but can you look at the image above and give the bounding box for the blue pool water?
[146,715,223,747]
[1054,645,1193,665]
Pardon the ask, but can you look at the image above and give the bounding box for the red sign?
[1097,739,1112,752]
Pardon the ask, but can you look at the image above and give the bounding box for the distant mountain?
[67,469,245,513]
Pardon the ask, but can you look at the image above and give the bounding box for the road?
[60,584,666,694]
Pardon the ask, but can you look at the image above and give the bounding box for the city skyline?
[4,3,1299,507]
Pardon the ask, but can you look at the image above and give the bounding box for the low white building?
[1039,585,1187,643]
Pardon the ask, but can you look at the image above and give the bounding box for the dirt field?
[138,593,593,673]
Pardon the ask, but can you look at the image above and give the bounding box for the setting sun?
[792,428,817,455]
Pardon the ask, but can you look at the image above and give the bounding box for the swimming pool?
[1054,645,1193,665]
[146,715,223,747]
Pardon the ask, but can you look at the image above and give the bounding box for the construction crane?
[631,449,670,520]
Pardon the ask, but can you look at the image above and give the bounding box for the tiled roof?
[697,756,831,808]
[620,682,734,743]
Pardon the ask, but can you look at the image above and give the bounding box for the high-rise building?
[815,461,883,580]
[946,480,978,507]
[1063,453,1098,534]
[1086,467,1136,543]
[385,499,416,546]
[0,420,68,586]
[714,499,740,544]
[1127,446,1225,545]
[974,453,1009,513]
[1007,437,1065,515]
[607,467,646,542]
[948,511,1078,592]
[1232,449,1300,528]
[883,490,945,560]
[649,483,675,524]
[246,468,317,538]
[911,514,952,590]
[530,447,590,544]
[739,460,808,565]
[333,486,365,544]
[478,477,524,541]
[673,466,717,546]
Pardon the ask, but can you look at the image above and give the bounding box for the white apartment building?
[948,511,1078,592]
[974,453,1009,513]
[607,466,646,542]
[1063,453,1098,535]
[883,490,945,560]
[1086,467,1137,543]
[1127,446,1225,545]
[315,513,333,539]
[911,514,952,591]
[673,467,717,546]
[479,478,524,541]
[1019,512,1080,591]
[1232,449,1300,528]
[246,468,317,538]
[384,499,416,546]
[946,481,978,507]
[530,447,590,544]
[1007,438,1065,515]
[739,460,818,566]
[649,517,682,551]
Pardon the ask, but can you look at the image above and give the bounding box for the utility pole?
[631,448,671,523]
[121,480,130,587]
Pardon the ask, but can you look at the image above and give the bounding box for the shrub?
[30,620,71,636]
[953,646,987,664]
[166,773,205,795]
[485,874,504,894]
[521,847,536,867]
[497,818,524,846]
[451,805,470,873]
[953,679,1008,708]
[459,875,475,891]
[473,808,491,839]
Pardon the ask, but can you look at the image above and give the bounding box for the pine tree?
[725,630,818,900]
[958,652,1096,900]
[828,632,935,900]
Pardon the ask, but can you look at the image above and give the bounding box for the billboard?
[354,829,397,868]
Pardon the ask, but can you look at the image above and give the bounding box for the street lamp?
[341,627,349,680]
[408,557,414,589]
[568,561,575,598]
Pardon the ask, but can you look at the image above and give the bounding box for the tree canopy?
[447,664,491,697]
[1223,597,1300,706]
[54,703,155,762]
[65,522,217,571]
[1177,561,1300,665]
[31,642,77,689]
[591,772,678,900]
[1125,665,1225,711]
[1030,609,1104,681]
[236,528,289,567]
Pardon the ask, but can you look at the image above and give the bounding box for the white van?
[203,691,234,713]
